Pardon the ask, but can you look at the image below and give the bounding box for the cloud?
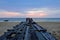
[0,9,48,18]
[0,11,23,18]
[0,8,60,18]
[26,8,60,18]
[26,10,47,18]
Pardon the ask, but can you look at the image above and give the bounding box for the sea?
[0,18,60,22]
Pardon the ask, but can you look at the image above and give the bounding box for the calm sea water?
[0,18,60,22]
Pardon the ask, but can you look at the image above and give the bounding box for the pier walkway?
[0,18,56,40]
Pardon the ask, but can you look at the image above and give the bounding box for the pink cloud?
[26,10,47,18]
[0,10,47,18]
[0,11,23,18]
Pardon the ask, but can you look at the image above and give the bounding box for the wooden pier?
[0,18,56,40]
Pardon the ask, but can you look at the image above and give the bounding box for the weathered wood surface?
[0,18,57,40]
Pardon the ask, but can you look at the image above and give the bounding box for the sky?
[0,0,60,18]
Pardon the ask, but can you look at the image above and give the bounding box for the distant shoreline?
[0,18,60,22]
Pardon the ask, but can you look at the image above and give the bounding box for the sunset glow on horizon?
[0,10,47,18]
[26,10,47,18]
